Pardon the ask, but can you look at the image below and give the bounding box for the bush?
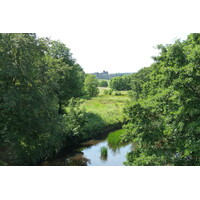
[99,80,108,87]
[103,89,113,95]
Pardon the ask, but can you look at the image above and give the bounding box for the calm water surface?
[41,135,135,166]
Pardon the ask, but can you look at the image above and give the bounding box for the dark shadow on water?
[65,152,91,166]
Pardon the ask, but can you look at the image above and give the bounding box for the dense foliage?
[110,75,131,91]
[84,74,99,97]
[124,33,200,166]
[0,33,86,165]
[99,80,108,87]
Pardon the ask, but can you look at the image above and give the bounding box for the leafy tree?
[124,34,200,166]
[84,74,99,97]
[46,40,85,114]
[110,75,131,91]
[0,33,86,165]
[99,80,108,87]
[0,33,65,164]
[128,66,152,100]
[63,98,87,144]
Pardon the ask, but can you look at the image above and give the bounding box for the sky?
[37,32,189,74]
[0,0,198,74]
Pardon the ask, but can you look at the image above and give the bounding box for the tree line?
[92,71,132,80]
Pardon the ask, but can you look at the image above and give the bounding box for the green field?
[81,89,129,126]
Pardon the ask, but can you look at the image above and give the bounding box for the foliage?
[64,98,87,143]
[46,39,85,114]
[84,74,99,97]
[0,33,85,165]
[128,66,153,100]
[124,34,200,166]
[81,112,106,138]
[110,75,131,91]
[99,80,108,87]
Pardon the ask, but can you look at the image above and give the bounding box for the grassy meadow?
[80,87,130,137]
[81,87,129,124]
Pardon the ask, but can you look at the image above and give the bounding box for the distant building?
[102,70,108,74]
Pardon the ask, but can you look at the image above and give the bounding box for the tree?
[128,66,152,100]
[0,34,86,165]
[84,74,99,97]
[46,40,85,114]
[124,34,200,166]
[99,80,108,87]
[110,75,131,91]
[0,33,65,164]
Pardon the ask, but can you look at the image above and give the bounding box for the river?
[41,131,135,166]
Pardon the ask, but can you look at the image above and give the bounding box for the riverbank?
[39,90,130,166]
[40,129,132,166]
[0,90,130,166]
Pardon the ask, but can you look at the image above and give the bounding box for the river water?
[41,134,134,166]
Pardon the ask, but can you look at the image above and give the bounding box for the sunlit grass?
[107,129,126,146]
[80,91,129,125]
[107,129,128,151]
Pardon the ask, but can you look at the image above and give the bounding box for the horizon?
[90,71,135,74]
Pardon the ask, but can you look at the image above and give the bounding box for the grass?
[107,129,128,151]
[107,129,126,146]
[98,87,110,95]
[80,89,129,126]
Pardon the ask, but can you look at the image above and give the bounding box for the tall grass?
[80,91,129,125]
[100,146,108,157]
[107,129,128,151]
[107,129,126,146]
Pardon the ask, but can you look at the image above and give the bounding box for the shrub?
[99,80,108,87]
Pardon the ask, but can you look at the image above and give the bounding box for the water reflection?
[65,153,91,166]
[40,131,134,166]
[107,141,130,156]
[100,154,108,162]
